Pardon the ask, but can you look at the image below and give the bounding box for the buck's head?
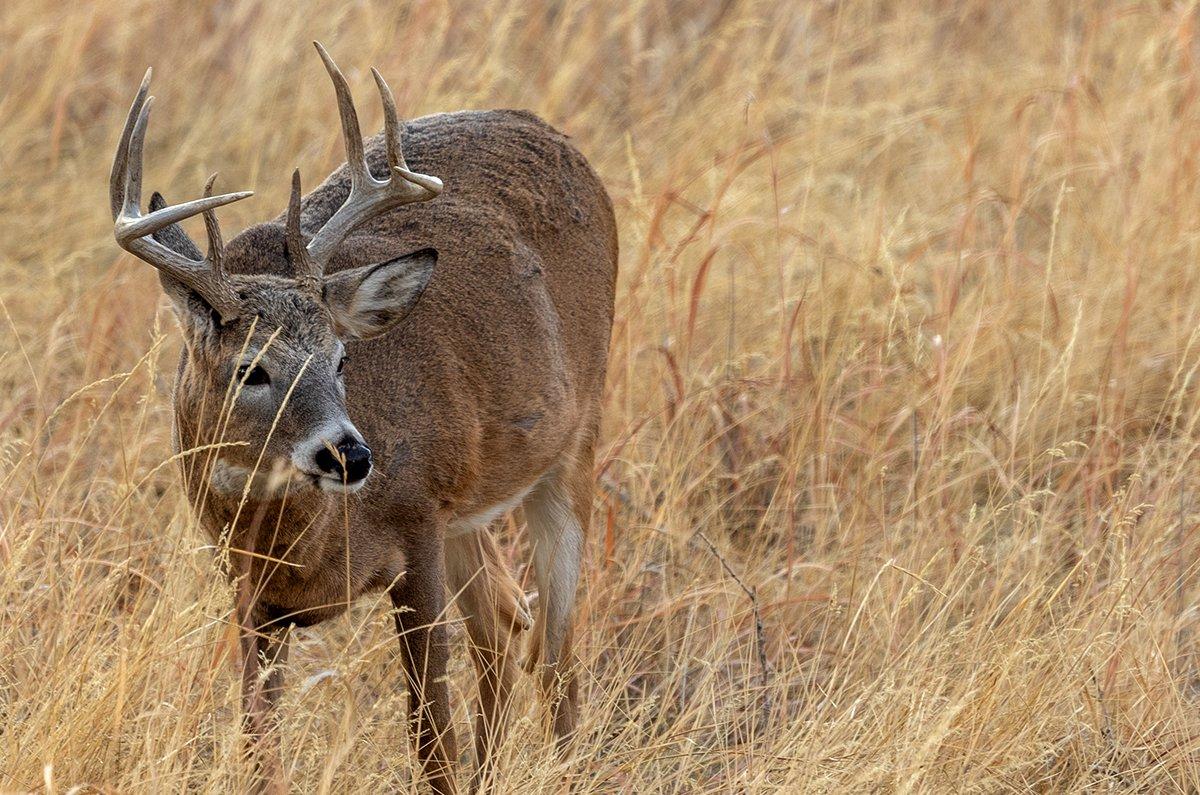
[110,44,441,498]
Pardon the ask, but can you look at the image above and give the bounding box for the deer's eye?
[237,364,270,386]
[337,355,349,376]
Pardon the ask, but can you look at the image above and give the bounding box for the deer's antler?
[288,42,443,286]
[110,68,253,318]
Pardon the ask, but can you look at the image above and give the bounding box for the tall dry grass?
[2,0,1200,791]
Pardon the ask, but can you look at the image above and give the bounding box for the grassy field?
[3,0,1200,791]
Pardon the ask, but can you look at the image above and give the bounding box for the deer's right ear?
[148,192,228,336]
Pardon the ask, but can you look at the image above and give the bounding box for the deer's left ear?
[322,248,437,340]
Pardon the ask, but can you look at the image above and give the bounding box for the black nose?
[314,437,372,483]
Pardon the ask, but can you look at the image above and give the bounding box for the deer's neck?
[195,480,341,557]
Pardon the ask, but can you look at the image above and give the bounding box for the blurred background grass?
[3,0,1200,791]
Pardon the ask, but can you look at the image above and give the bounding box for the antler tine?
[371,67,407,173]
[303,42,443,275]
[314,41,367,188]
[110,68,152,221]
[286,169,321,290]
[124,92,154,222]
[201,173,225,269]
[110,68,253,317]
[371,66,443,195]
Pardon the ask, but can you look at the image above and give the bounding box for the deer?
[108,42,616,793]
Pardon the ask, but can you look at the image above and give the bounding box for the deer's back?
[262,110,617,514]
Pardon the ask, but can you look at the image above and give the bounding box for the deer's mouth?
[314,472,369,494]
[288,461,370,495]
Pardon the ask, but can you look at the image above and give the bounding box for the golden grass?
[3,0,1200,791]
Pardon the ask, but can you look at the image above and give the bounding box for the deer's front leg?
[239,609,290,794]
[391,529,458,794]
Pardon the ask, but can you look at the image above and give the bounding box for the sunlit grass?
[3,1,1200,791]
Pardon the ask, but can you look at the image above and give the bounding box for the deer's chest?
[201,498,405,628]
[253,538,406,627]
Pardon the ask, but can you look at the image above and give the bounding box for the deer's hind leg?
[444,525,531,789]
[522,431,594,742]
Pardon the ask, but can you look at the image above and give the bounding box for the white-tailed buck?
[110,42,615,793]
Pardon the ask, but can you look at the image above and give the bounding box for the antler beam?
[110,68,252,317]
[292,42,443,279]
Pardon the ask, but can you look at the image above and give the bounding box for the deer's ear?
[322,248,436,340]
[148,192,226,335]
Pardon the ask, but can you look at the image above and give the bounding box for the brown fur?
[158,110,616,792]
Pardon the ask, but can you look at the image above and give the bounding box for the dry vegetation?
[4,0,1200,791]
